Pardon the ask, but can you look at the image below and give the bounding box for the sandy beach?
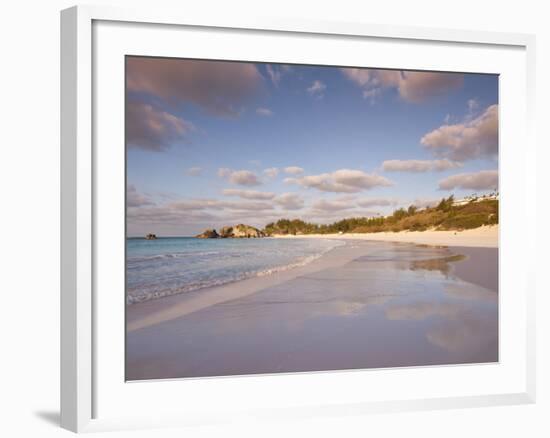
[272,225,499,248]
[126,233,498,380]
[123,56,500,382]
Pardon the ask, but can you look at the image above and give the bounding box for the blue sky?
[126,57,498,236]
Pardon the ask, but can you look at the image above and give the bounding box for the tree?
[392,208,408,220]
[436,195,454,212]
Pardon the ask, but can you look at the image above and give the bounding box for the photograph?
[125,56,499,381]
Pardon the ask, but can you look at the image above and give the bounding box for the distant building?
[452,192,499,207]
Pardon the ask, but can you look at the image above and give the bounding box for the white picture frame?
[60,4,537,433]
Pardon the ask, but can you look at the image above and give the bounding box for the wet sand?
[126,240,498,381]
[450,246,498,292]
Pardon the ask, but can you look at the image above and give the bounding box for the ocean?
[126,237,344,304]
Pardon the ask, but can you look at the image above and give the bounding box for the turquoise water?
[126,237,343,304]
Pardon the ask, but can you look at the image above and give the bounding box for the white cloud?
[126,197,277,236]
[127,57,263,117]
[263,167,279,178]
[256,107,273,116]
[411,198,441,208]
[217,168,232,178]
[218,168,261,186]
[266,65,280,85]
[438,170,498,191]
[283,166,304,175]
[398,71,464,103]
[127,184,154,207]
[285,169,393,193]
[265,64,291,86]
[230,170,261,186]
[382,159,462,173]
[311,199,356,212]
[126,102,194,151]
[341,68,379,87]
[274,193,305,210]
[186,166,202,176]
[307,80,326,97]
[222,189,276,200]
[169,199,274,211]
[127,206,218,230]
[421,104,498,161]
[467,98,480,113]
[356,198,399,208]
[127,207,277,237]
[341,68,463,103]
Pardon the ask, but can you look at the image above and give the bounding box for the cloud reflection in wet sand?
[384,261,497,357]
[126,241,498,380]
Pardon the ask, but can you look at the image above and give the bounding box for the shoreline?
[127,234,497,333]
[126,238,498,380]
[270,225,498,248]
[127,239,356,332]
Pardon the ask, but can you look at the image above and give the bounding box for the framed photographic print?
[61,5,536,433]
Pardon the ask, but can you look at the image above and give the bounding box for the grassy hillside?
[263,196,498,236]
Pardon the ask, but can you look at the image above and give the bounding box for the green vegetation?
[262,196,498,236]
[438,198,498,230]
[436,194,454,212]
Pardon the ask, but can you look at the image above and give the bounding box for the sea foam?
[126,237,343,305]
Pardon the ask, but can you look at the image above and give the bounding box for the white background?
[94,18,527,422]
[0,0,547,437]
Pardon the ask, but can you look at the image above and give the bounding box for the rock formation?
[231,224,265,238]
[195,229,219,239]
[219,226,234,238]
[196,224,264,239]
[145,233,157,240]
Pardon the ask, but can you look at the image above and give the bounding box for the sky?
[126,56,498,237]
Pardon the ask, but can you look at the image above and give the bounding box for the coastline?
[270,225,498,248]
[127,239,360,332]
[127,230,497,333]
[127,238,498,380]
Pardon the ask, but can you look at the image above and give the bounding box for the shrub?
[392,208,408,220]
[439,213,488,230]
[436,195,454,212]
[263,197,498,235]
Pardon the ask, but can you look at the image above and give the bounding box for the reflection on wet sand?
[126,240,498,380]
[384,282,497,357]
[409,254,465,275]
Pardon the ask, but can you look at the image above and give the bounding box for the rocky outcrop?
[196,224,264,239]
[219,226,234,238]
[145,233,157,240]
[231,224,265,238]
[195,229,219,239]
